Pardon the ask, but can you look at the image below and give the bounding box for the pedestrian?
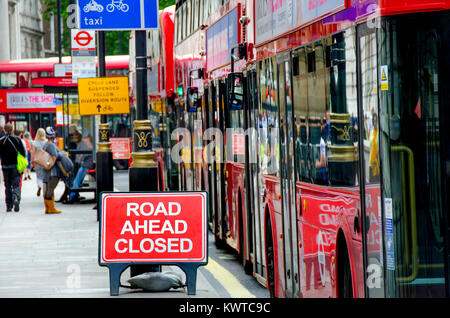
[0,123,26,212]
[42,127,62,214]
[0,125,4,185]
[69,126,93,203]
[22,131,33,180]
[31,128,47,197]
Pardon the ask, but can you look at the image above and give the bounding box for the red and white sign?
[71,29,96,51]
[100,192,208,264]
[110,137,131,160]
[0,89,56,113]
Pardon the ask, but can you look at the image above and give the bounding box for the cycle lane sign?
[77,0,159,30]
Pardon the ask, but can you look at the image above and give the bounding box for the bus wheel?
[266,217,276,298]
[338,237,353,298]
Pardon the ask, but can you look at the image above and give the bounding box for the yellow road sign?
[78,77,130,115]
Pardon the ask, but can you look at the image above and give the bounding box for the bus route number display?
[99,192,208,264]
[78,77,130,115]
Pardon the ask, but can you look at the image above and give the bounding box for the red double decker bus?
[173,0,450,298]
[233,0,449,298]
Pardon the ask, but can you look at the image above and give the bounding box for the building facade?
[0,0,58,62]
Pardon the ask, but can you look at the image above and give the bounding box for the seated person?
[69,127,93,202]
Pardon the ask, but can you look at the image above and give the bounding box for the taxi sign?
[78,0,158,30]
[78,77,130,115]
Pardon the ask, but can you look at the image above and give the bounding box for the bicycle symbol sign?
[78,0,158,30]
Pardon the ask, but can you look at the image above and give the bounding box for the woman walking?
[41,127,62,214]
[31,128,46,197]
[23,131,33,180]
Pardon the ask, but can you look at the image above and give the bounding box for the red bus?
[173,0,450,298]
[235,0,449,298]
[173,0,212,196]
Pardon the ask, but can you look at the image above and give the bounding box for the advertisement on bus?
[255,0,348,44]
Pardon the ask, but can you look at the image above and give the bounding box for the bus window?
[0,72,17,88]
[259,57,279,177]
[293,31,359,187]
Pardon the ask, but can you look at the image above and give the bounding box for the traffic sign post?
[99,192,208,296]
[77,0,159,30]
[71,29,96,83]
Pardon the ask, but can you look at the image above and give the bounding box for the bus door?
[210,79,227,246]
[277,52,300,297]
[247,67,267,284]
[206,83,217,234]
[373,15,448,298]
[217,79,227,244]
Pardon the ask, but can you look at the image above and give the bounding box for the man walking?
[0,123,26,212]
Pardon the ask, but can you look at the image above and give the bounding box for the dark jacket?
[0,134,26,167]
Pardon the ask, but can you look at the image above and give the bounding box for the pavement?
[0,172,221,298]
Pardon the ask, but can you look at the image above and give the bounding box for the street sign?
[71,29,96,83]
[110,137,131,160]
[78,77,130,115]
[77,0,159,30]
[99,191,208,296]
[71,29,96,54]
[72,56,97,83]
[53,64,72,77]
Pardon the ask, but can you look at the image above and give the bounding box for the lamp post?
[96,31,114,219]
[129,30,160,276]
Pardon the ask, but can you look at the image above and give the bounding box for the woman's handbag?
[34,148,57,170]
[7,136,28,174]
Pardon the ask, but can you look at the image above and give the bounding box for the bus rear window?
[0,72,17,88]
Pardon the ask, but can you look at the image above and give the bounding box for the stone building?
[0,0,58,62]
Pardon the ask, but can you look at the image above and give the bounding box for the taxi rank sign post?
[77,0,159,30]
[100,192,208,296]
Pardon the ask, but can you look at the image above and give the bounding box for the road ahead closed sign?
[100,192,208,264]
[78,77,129,115]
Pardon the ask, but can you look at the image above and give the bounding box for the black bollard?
[96,123,114,220]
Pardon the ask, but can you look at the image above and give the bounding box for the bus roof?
[0,55,129,73]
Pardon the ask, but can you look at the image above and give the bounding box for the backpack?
[57,151,74,178]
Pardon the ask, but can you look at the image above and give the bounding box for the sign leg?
[108,264,129,296]
[179,264,199,295]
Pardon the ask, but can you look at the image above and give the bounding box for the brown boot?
[44,198,49,214]
[45,197,61,214]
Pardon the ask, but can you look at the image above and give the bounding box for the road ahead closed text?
[100,193,207,263]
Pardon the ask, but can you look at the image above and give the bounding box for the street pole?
[129,30,160,277]
[57,0,62,63]
[96,31,114,219]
